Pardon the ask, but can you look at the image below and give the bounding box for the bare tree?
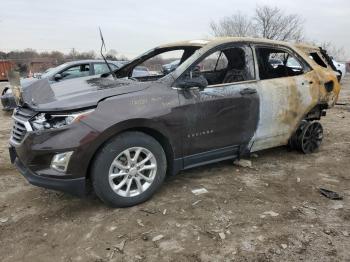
[319,42,347,61]
[209,5,304,42]
[253,5,304,42]
[210,12,254,37]
[106,49,118,60]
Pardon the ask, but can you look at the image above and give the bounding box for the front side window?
[186,46,255,86]
[60,64,90,80]
[256,47,306,80]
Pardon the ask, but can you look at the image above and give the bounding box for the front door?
[176,45,260,168]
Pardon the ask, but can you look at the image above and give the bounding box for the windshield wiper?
[99,27,116,80]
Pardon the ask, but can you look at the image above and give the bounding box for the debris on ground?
[281,244,288,249]
[0,217,9,223]
[192,200,202,206]
[114,239,126,254]
[162,209,167,215]
[152,235,164,242]
[302,202,317,210]
[140,208,158,215]
[323,228,338,236]
[191,188,208,195]
[233,159,252,168]
[319,188,343,200]
[257,235,264,242]
[342,231,349,237]
[331,203,344,210]
[260,211,279,218]
[297,177,301,183]
[137,219,145,227]
[219,232,226,240]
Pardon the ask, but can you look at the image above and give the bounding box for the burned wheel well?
[304,104,328,121]
[86,127,175,181]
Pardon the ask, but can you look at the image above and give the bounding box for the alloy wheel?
[108,147,157,197]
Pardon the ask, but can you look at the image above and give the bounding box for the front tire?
[92,131,167,207]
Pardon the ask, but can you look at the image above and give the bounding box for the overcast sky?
[1,0,349,59]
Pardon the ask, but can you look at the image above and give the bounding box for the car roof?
[157,37,319,51]
[62,59,125,66]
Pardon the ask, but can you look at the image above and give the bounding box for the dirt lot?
[0,77,350,262]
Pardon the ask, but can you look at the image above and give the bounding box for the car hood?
[21,75,150,112]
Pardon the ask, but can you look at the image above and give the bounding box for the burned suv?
[9,38,341,207]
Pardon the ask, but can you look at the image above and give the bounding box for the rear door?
[251,46,318,151]
[176,44,260,168]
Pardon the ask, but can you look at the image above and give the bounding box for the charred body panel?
[8,37,341,200]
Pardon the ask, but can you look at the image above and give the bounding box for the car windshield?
[40,64,67,78]
[113,45,202,81]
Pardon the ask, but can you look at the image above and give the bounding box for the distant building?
[0,60,15,81]
[28,58,57,75]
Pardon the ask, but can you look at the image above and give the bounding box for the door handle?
[240,88,257,95]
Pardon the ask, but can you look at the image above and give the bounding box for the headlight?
[30,109,94,130]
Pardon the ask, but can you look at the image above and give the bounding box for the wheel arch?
[85,120,177,181]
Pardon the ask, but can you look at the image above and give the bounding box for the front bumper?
[10,146,86,196]
[8,107,101,196]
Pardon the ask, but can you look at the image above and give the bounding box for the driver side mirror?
[177,68,208,90]
[54,73,62,81]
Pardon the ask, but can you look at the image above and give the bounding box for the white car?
[333,59,346,81]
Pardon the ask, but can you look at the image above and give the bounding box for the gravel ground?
[0,77,350,262]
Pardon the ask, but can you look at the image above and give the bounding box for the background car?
[1,60,125,110]
[162,59,180,74]
[332,59,346,81]
[131,66,151,77]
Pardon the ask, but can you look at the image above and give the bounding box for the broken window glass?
[188,46,255,86]
[256,47,305,80]
[309,52,328,68]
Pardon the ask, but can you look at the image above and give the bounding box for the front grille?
[11,120,27,144]
[10,108,35,145]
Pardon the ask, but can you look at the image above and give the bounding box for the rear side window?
[256,47,306,80]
